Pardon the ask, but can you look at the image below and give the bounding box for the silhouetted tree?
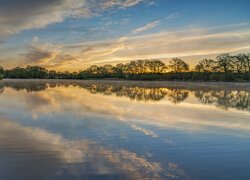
[246,53,250,73]
[0,66,4,80]
[0,66,4,74]
[147,60,167,73]
[113,63,126,77]
[168,58,189,72]
[26,66,48,78]
[48,70,57,79]
[1,53,250,81]
[195,59,217,72]
[216,54,233,73]
[237,53,250,73]
[231,54,245,73]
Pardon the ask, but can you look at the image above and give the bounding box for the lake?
[0,80,250,180]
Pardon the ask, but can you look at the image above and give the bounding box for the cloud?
[58,24,250,70]
[0,0,144,38]
[100,0,144,9]
[19,42,79,68]
[21,46,58,65]
[131,124,158,138]
[166,12,180,20]
[132,20,161,34]
[0,0,85,37]
[146,1,156,6]
[5,24,250,71]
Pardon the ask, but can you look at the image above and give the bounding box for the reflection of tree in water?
[3,81,47,92]
[80,84,189,102]
[82,84,169,101]
[195,90,250,112]
[166,89,189,104]
[2,81,250,111]
[0,83,4,95]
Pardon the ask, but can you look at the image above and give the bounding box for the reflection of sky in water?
[0,80,250,179]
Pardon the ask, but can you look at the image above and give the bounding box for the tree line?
[1,53,250,81]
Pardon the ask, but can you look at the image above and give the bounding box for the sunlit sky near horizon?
[0,0,250,71]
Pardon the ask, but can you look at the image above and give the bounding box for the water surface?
[0,80,250,179]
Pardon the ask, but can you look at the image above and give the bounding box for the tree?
[7,67,26,78]
[0,66,4,74]
[168,58,189,73]
[195,59,217,72]
[134,60,147,73]
[231,54,246,73]
[126,60,144,74]
[102,64,114,74]
[0,66,4,80]
[114,63,125,74]
[242,53,250,73]
[86,65,99,74]
[1,53,250,81]
[216,54,233,73]
[147,60,167,73]
[48,70,57,79]
[26,66,48,78]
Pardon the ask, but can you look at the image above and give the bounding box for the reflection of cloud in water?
[131,124,158,138]
[0,88,61,120]
[0,118,186,179]
[44,86,250,135]
[1,81,250,135]
[24,92,61,120]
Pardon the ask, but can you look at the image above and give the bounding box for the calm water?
[0,80,250,180]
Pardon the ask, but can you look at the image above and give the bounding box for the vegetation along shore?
[1,53,250,82]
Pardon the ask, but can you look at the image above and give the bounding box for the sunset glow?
[1,0,250,71]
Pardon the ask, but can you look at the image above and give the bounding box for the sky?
[0,0,250,72]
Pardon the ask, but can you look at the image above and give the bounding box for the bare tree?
[216,54,233,73]
[195,59,217,72]
[147,60,167,73]
[168,58,189,73]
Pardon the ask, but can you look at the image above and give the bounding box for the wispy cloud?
[21,46,58,65]
[4,24,250,71]
[146,1,156,6]
[101,0,144,9]
[166,12,180,20]
[0,0,144,38]
[131,124,158,138]
[132,20,161,34]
